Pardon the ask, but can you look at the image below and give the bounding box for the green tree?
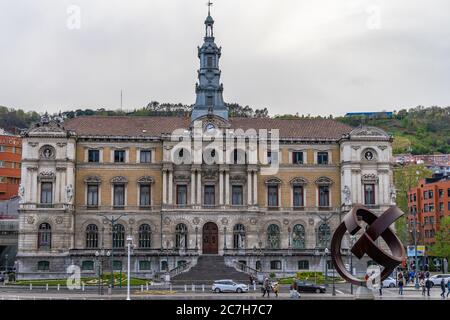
[393,165,432,245]
[428,216,450,260]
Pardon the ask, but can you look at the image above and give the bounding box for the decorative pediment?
[202,168,218,182]
[173,174,190,183]
[315,177,333,186]
[137,176,155,184]
[111,176,128,184]
[24,114,72,138]
[349,126,391,140]
[361,174,379,183]
[230,175,247,184]
[84,176,102,184]
[290,177,308,186]
[265,177,282,185]
[38,170,56,181]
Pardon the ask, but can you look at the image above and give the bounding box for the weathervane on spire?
[207,0,213,16]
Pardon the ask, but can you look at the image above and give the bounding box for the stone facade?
[16,12,395,280]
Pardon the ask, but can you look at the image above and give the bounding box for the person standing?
[420,278,426,296]
[262,278,271,298]
[273,282,279,298]
[398,273,404,295]
[440,278,446,299]
[425,277,432,297]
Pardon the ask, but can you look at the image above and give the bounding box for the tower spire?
[207,0,213,16]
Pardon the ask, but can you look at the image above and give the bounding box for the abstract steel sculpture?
[331,205,406,287]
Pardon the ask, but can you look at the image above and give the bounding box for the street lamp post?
[349,235,356,295]
[95,249,110,296]
[4,254,8,272]
[126,236,133,301]
[412,210,420,289]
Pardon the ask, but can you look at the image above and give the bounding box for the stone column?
[197,171,202,205]
[253,171,258,205]
[168,171,173,205]
[225,171,230,205]
[162,170,167,205]
[219,170,224,205]
[191,170,196,205]
[247,171,253,205]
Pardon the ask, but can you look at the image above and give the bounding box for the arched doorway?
[202,222,218,254]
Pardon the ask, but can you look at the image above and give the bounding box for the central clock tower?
[191,10,228,121]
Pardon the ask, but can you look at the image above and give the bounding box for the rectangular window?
[439,189,444,198]
[140,150,152,163]
[429,190,434,198]
[112,260,122,271]
[0,161,4,167]
[88,149,100,163]
[87,184,99,207]
[268,186,279,207]
[139,184,151,207]
[424,204,429,213]
[37,261,50,271]
[270,260,282,270]
[448,202,450,210]
[317,152,329,165]
[423,191,428,200]
[319,186,330,207]
[232,186,243,205]
[204,185,215,206]
[413,194,417,201]
[207,56,213,67]
[439,202,444,211]
[176,185,187,206]
[206,96,213,106]
[0,145,4,152]
[40,182,53,204]
[139,261,151,271]
[298,260,309,270]
[448,189,450,197]
[293,186,304,208]
[114,150,126,163]
[292,152,303,164]
[113,184,125,207]
[364,184,375,205]
[81,261,94,271]
[429,204,434,212]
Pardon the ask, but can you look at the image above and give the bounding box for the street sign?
[407,245,425,257]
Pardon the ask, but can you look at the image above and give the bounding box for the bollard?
[141,285,144,292]
[184,284,187,292]
[192,284,195,292]
[169,284,172,292]
[146,283,149,291]
[82,282,85,291]
[30,283,32,291]
[202,284,205,292]
[57,284,60,291]
[253,283,256,291]
[46,284,48,291]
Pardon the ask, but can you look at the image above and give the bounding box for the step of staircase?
[172,255,251,285]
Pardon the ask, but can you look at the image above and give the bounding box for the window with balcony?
[364,184,375,205]
[113,184,125,207]
[317,152,329,165]
[232,186,243,205]
[139,184,151,207]
[292,152,303,164]
[88,149,100,163]
[176,185,187,206]
[267,185,279,207]
[40,182,53,205]
[293,186,304,208]
[87,184,98,207]
[114,150,126,163]
[140,150,152,163]
[204,185,215,206]
[318,186,330,207]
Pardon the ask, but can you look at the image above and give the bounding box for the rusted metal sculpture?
[331,205,406,287]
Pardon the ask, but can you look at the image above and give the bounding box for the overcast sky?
[1,0,449,116]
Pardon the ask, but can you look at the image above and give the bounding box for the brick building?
[0,129,22,200]
[407,174,450,246]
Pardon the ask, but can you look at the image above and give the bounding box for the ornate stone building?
[16,12,395,279]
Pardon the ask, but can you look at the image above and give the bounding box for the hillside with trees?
[1,104,449,155]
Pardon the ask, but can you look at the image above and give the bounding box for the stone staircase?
[171,255,250,285]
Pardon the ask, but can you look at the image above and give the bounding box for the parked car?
[382,277,396,288]
[295,281,326,293]
[428,274,450,287]
[212,280,249,293]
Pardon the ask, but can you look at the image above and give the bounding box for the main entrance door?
[202,222,218,254]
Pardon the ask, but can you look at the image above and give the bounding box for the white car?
[429,274,450,287]
[212,280,249,293]
[382,277,396,288]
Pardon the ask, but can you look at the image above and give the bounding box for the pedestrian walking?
[420,278,426,296]
[398,273,404,295]
[273,282,279,298]
[425,277,432,297]
[262,277,271,298]
[440,278,446,298]
[289,281,300,299]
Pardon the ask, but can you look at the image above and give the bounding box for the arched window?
[317,223,331,248]
[292,224,306,249]
[113,224,125,248]
[267,224,280,249]
[233,224,246,249]
[38,223,51,250]
[86,224,98,248]
[175,223,188,249]
[139,224,152,248]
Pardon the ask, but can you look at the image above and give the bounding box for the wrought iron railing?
[168,261,192,278]
[231,260,259,277]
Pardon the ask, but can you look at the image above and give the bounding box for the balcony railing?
[20,203,74,210]
[76,205,161,212]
